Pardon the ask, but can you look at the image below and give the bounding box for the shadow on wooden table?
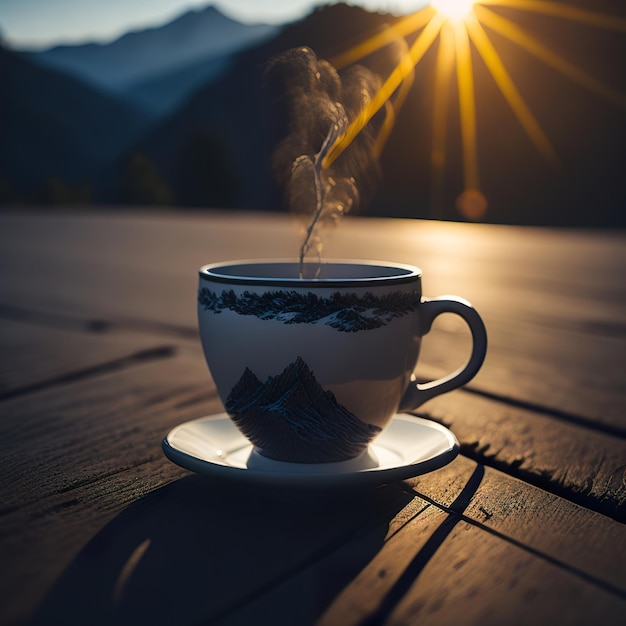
[31,474,415,625]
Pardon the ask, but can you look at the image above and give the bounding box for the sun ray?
[475,5,626,108]
[323,12,447,169]
[319,0,624,220]
[352,27,417,159]
[464,12,557,162]
[452,20,480,191]
[373,54,415,157]
[481,0,626,32]
[431,22,456,216]
[330,6,436,69]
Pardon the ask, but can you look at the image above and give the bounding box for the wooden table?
[1,209,624,625]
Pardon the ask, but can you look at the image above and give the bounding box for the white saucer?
[162,413,459,488]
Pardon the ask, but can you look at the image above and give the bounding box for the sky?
[0,0,430,50]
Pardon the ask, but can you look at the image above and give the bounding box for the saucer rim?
[162,413,459,488]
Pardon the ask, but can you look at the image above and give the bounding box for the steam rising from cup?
[266,47,383,277]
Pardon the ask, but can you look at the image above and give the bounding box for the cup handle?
[399,296,487,411]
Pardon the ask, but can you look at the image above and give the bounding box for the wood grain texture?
[0,318,175,396]
[383,521,625,626]
[0,343,218,623]
[316,463,626,626]
[30,482,413,626]
[234,464,626,626]
[1,460,184,625]
[406,456,626,593]
[3,459,413,624]
[414,389,626,520]
[1,211,624,425]
[0,210,298,328]
[417,313,626,434]
[0,347,214,513]
[1,209,625,626]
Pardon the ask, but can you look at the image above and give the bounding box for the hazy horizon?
[0,0,429,50]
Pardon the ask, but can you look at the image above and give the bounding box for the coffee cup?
[198,260,486,464]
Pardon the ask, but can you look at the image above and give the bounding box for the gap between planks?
[412,386,626,522]
[397,481,626,601]
[2,302,620,440]
[0,345,178,402]
[2,310,622,524]
[1,359,620,620]
[0,302,199,341]
[219,464,626,626]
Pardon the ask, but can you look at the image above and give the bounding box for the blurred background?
[1,0,624,227]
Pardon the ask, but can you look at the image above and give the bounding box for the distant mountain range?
[0,4,278,202]
[116,4,411,210]
[2,2,625,226]
[0,44,148,201]
[22,5,278,117]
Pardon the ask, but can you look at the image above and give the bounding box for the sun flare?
[431,0,476,21]
[326,0,625,221]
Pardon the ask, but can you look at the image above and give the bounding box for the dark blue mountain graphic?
[199,287,420,332]
[225,357,381,463]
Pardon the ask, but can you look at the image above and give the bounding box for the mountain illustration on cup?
[198,287,421,332]
[225,356,381,463]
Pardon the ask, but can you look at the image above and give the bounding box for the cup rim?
[199,258,422,287]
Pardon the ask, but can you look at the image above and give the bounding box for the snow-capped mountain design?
[224,357,381,463]
[198,287,420,332]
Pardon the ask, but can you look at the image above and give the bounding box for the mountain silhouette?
[225,357,381,463]
[121,1,626,225]
[0,44,149,202]
[122,52,231,118]
[3,1,625,225]
[23,5,277,104]
[119,3,394,209]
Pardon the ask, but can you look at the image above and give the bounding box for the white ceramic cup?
[198,260,487,464]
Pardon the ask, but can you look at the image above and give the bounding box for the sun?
[325,0,626,221]
[431,0,476,21]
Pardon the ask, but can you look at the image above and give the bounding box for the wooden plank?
[313,459,626,626]
[25,479,413,626]
[1,430,413,625]
[218,458,626,626]
[1,460,184,625]
[4,212,623,335]
[0,342,411,625]
[321,518,626,626]
[2,210,625,626]
[4,314,620,523]
[23,457,625,626]
[0,210,300,329]
[0,317,178,396]
[417,313,626,434]
[0,345,217,623]
[225,469,626,626]
[413,388,626,520]
[218,502,446,626]
[338,221,626,429]
[0,346,215,513]
[1,463,412,625]
[0,335,623,623]
[406,456,626,592]
[1,211,624,426]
